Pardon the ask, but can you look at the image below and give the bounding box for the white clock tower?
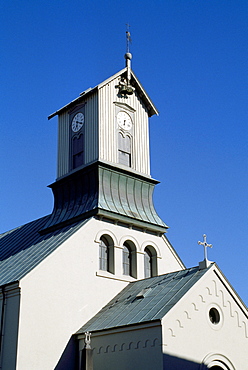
[44,53,167,235]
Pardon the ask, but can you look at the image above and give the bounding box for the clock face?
[117,111,132,131]
[71,112,84,132]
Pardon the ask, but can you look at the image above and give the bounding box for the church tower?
[43,52,168,235]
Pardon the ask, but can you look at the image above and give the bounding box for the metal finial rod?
[126,23,132,53]
[198,234,212,261]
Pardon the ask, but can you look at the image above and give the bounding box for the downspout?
[0,286,6,369]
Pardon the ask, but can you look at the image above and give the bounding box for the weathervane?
[198,234,213,269]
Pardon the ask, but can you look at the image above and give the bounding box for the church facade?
[0,53,247,369]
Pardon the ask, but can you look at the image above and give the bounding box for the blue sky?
[1,1,247,305]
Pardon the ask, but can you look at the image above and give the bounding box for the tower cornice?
[40,161,167,235]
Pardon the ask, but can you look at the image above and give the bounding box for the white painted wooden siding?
[57,111,69,178]
[57,75,150,178]
[57,92,99,179]
[98,75,150,176]
[84,92,99,165]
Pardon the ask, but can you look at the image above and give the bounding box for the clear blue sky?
[1,1,247,306]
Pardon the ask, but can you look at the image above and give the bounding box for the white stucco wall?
[161,265,248,369]
[16,217,183,369]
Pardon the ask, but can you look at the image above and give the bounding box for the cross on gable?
[198,234,212,261]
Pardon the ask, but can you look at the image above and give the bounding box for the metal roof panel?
[77,267,210,333]
[0,216,89,286]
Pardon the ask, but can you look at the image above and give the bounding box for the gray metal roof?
[0,215,88,286]
[77,266,210,334]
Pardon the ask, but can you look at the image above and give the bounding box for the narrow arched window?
[122,241,137,278]
[123,243,131,275]
[144,248,152,278]
[118,132,131,167]
[144,246,157,278]
[99,236,114,274]
[72,133,84,169]
[99,236,108,271]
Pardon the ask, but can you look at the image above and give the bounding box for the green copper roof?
[43,162,168,234]
[98,164,168,231]
[77,266,210,334]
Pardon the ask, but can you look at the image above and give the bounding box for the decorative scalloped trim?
[164,275,248,345]
[92,337,161,355]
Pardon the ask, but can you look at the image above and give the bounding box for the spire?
[125,24,132,84]
[116,24,135,96]
[126,23,132,54]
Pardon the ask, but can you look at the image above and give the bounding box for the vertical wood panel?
[99,75,151,176]
[57,111,69,178]
[85,92,98,164]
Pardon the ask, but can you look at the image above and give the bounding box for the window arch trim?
[141,241,161,258]
[201,353,235,370]
[119,236,140,251]
[95,230,118,246]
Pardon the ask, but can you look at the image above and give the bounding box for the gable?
[48,67,158,120]
[161,264,248,369]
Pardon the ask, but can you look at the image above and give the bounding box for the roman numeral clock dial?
[71,112,85,132]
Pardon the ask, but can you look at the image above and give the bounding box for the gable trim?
[213,267,248,319]
[201,353,235,370]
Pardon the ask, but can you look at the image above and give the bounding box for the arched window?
[99,236,108,271]
[144,248,152,278]
[123,243,132,275]
[99,236,114,273]
[122,241,137,278]
[118,132,131,167]
[144,246,157,278]
[72,133,84,169]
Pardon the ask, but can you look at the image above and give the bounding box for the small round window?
[209,307,220,325]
